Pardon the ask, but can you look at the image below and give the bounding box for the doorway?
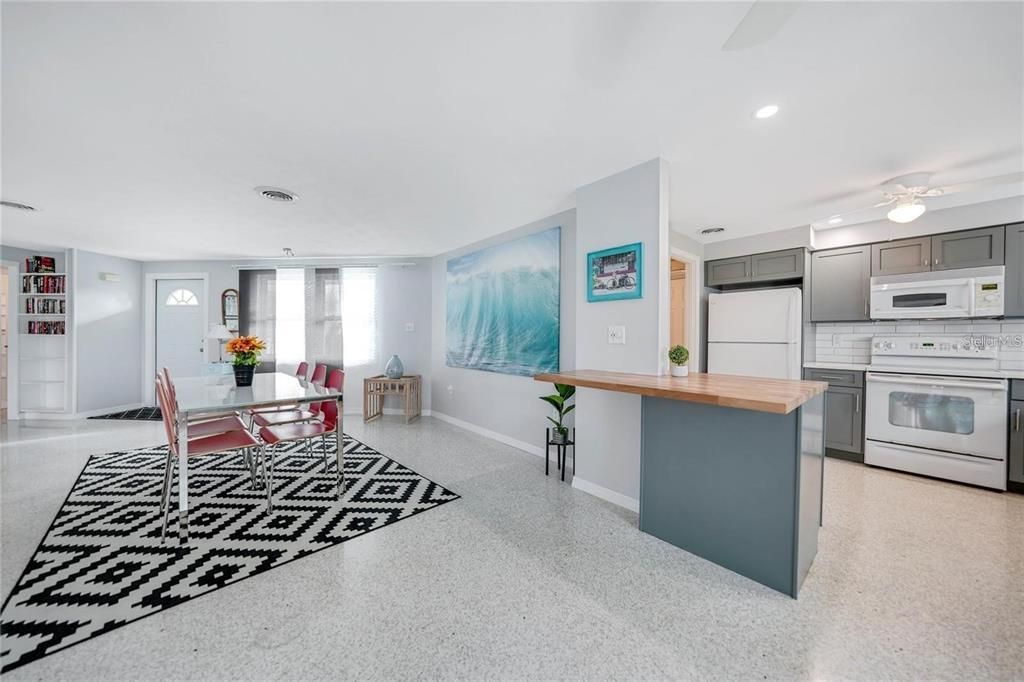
[670,259,689,363]
[155,278,206,385]
[668,247,701,373]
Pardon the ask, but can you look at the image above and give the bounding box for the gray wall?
[141,260,239,321]
[74,249,144,412]
[574,158,670,507]
[703,225,813,260]
[430,209,576,450]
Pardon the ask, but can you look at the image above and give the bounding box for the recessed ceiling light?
[753,104,779,119]
[827,215,843,225]
[255,186,298,202]
[700,227,726,235]
[1,200,37,211]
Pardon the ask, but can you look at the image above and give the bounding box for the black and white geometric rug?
[0,436,459,673]
[87,406,162,421]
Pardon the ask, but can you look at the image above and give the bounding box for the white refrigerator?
[707,288,802,380]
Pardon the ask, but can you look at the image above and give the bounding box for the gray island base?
[533,370,827,599]
[640,394,824,598]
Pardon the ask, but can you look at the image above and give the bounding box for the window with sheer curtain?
[238,267,376,373]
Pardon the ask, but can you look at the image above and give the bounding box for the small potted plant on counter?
[669,344,689,377]
[225,334,267,387]
[539,383,575,444]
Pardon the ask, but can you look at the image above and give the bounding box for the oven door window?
[888,391,975,435]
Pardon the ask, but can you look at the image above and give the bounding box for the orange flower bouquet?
[224,335,266,386]
[225,335,267,366]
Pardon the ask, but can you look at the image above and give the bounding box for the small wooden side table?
[363,375,422,424]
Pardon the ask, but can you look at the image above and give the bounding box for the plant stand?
[545,427,576,482]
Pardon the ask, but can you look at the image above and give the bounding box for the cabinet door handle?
[934,258,939,266]
[923,259,928,266]
[864,298,869,315]
[1016,408,1021,432]
[855,394,861,413]
[818,374,845,381]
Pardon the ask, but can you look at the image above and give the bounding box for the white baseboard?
[343,408,433,417]
[430,411,546,458]
[572,476,639,513]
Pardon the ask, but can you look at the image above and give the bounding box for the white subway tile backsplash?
[811,318,1024,373]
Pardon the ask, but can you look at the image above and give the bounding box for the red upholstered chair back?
[295,362,309,381]
[320,393,339,432]
[311,363,328,386]
[154,376,179,457]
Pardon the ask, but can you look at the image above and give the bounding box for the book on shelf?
[21,274,67,294]
[24,298,67,314]
[26,320,66,335]
[25,256,57,273]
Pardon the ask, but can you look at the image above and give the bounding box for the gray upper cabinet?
[810,246,870,322]
[931,226,1005,270]
[1006,223,1024,317]
[871,237,931,276]
[751,248,804,282]
[706,256,752,287]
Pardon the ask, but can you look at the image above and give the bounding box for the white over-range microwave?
[870,265,1005,320]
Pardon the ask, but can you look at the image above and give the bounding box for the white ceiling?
[2,1,1022,260]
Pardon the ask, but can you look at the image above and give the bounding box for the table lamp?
[207,324,233,363]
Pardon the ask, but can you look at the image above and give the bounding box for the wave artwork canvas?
[446,226,560,376]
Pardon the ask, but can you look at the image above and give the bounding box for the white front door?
[155,279,205,388]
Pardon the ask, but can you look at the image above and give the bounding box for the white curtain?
[340,267,378,367]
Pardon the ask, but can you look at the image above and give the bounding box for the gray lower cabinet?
[1010,399,1023,485]
[805,369,864,461]
[706,256,752,286]
[1006,223,1024,317]
[751,248,804,282]
[931,226,1005,270]
[871,237,931,276]
[810,246,870,321]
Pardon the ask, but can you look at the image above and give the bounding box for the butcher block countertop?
[533,370,827,415]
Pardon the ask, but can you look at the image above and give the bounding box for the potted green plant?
[539,383,575,444]
[669,344,689,377]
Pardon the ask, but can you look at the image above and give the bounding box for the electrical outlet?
[607,325,626,345]
[404,322,415,332]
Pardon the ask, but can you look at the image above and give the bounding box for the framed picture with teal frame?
[587,242,643,302]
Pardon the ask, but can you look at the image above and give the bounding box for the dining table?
[171,372,344,543]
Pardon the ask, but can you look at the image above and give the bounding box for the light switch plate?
[607,325,626,345]
[404,322,415,332]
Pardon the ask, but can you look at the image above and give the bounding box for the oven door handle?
[866,373,1007,392]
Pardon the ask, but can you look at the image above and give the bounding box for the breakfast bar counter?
[534,370,827,598]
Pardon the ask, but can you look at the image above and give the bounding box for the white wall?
[430,209,576,452]
[348,260,433,417]
[74,249,144,413]
[141,260,239,323]
[574,158,670,508]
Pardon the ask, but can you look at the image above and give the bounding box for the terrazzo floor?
[1,416,1023,680]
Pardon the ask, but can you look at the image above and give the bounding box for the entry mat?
[87,407,162,421]
[0,437,459,672]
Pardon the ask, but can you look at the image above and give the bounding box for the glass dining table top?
[172,372,342,415]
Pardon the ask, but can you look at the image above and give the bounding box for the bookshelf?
[18,262,70,414]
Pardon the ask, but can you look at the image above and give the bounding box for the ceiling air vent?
[255,186,298,202]
[1,200,37,211]
[699,227,726,236]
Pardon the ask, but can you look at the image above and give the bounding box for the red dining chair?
[249,363,332,429]
[155,376,265,542]
[246,362,324,427]
[156,375,246,439]
[257,369,345,512]
[162,367,241,424]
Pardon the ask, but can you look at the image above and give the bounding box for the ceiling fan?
[812,171,1024,230]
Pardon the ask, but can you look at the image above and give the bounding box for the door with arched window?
[155,279,205,384]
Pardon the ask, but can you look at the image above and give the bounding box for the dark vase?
[233,364,255,387]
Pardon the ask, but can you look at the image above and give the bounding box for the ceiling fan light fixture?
[753,104,779,119]
[887,199,926,224]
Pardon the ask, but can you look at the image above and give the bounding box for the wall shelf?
[16,256,71,415]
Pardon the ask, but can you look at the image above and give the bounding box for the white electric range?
[865,335,1008,490]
